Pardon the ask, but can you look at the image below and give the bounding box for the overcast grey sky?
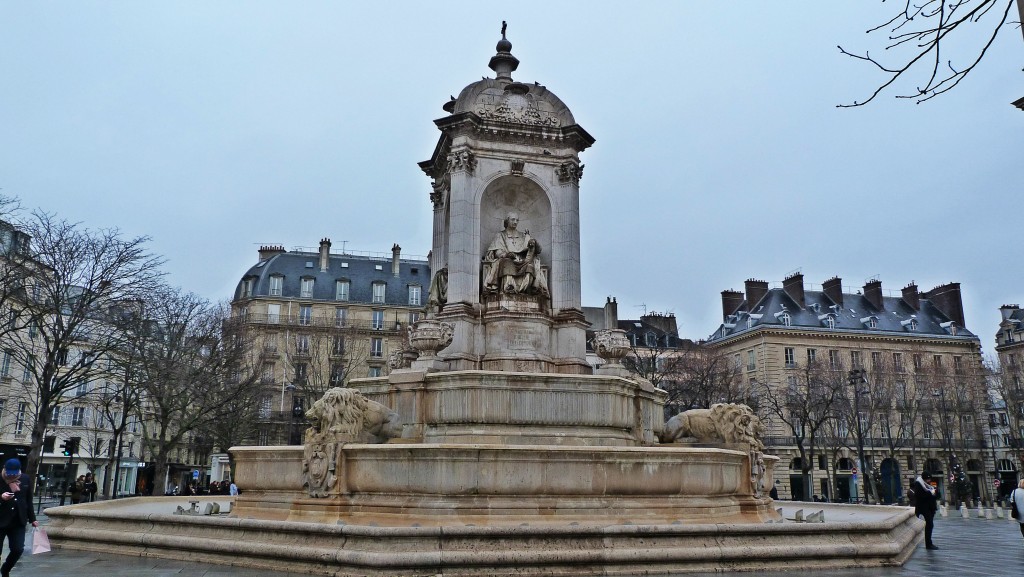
[2,2,1020,351]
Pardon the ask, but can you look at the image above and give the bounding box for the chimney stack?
[1001,304,1021,321]
[745,279,769,310]
[391,244,401,277]
[641,312,678,335]
[822,276,843,307]
[721,290,744,321]
[924,282,966,328]
[604,296,618,330]
[863,279,884,311]
[318,238,331,272]
[782,272,805,309]
[258,245,285,262]
[902,282,920,311]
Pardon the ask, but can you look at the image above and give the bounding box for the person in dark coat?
[0,458,39,577]
[913,471,940,550]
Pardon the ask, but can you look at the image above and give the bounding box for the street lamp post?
[849,369,872,504]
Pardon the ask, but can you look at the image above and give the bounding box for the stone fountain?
[43,26,923,576]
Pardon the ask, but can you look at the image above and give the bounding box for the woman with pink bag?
[0,458,39,577]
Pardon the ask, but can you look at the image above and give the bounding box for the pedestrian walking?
[69,475,85,504]
[0,458,39,577]
[911,471,940,550]
[1012,479,1024,543]
[83,473,98,503]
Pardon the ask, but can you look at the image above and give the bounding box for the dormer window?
[645,332,657,348]
[241,278,253,298]
[747,313,762,329]
[940,321,957,336]
[774,309,791,327]
[819,313,836,329]
[860,315,878,329]
[269,275,283,296]
[300,277,315,299]
[901,316,918,331]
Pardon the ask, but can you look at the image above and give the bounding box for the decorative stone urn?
[408,318,454,361]
[591,328,630,368]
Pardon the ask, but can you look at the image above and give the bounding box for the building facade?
[707,273,987,505]
[230,239,429,445]
[992,304,1024,495]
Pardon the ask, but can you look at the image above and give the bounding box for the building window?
[335,307,348,327]
[645,332,657,348]
[336,280,350,301]
[818,455,827,470]
[828,350,840,369]
[267,303,281,324]
[370,337,383,358]
[15,402,27,435]
[76,381,88,397]
[332,335,345,356]
[784,347,795,368]
[824,315,836,329]
[953,356,963,374]
[0,350,10,377]
[746,350,756,371]
[372,282,386,304]
[368,366,382,378]
[913,354,923,371]
[261,362,274,383]
[893,352,903,372]
[933,355,942,368]
[871,351,882,369]
[269,276,283,296]
[850,351,862,369]
[330,364,345,386]
[72,406,85,427]
[778,312,791,326]
[294,362,308,385]
[28,320,38,338]
[259,397,271,419]
[300,278,315,299]
[295,334,310,355]
[23,355,34,383]
[866,317,877,329]
[51,406,61,426]
[372,310,384,330]
[299,305,312,326]
[807,349,817,364]
[242,279,253,298]
[408,311,420,325]
[408,285,421,306]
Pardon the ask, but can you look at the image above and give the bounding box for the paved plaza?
[2,512,1022,576]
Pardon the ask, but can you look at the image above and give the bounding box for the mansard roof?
[708,287,977,343]
[234,250,429,306]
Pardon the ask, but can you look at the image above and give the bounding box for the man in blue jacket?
[0,458,39,577]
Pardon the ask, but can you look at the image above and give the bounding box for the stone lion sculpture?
[660,403,764,451]
[302,388,403,498]
[305,387,401,444]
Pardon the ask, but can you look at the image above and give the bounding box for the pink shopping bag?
[32,527,51,554]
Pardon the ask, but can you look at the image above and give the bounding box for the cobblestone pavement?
[4,514,1024,576]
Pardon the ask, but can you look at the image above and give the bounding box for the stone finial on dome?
[489,21,519,83]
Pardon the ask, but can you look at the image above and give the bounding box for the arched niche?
[478,175,552,276]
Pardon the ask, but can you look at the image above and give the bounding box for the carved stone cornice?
[434,112,595,152]
[556,161,583,185]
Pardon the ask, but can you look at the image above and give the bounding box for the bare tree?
[135,290,263,494]
[1,212,163,479]
[756,359,847,501]
[659,345,753,416]
[838,0,1019,106]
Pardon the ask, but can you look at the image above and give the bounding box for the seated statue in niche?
[426,267,447,316]
[482,212,549,296]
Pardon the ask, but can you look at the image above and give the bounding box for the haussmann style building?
[706,272,988,504]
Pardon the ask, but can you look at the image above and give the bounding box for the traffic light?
[60,436,81,456]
